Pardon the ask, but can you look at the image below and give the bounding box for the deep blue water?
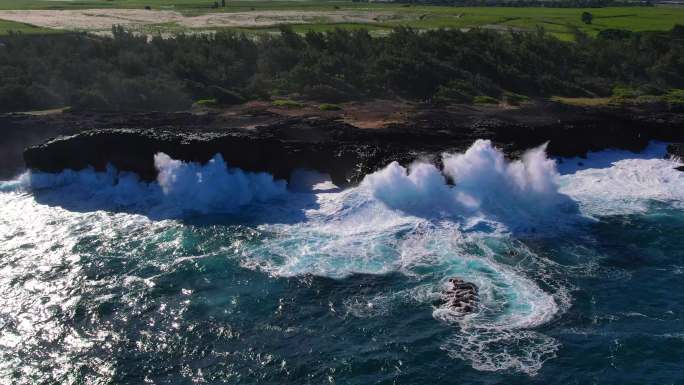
[1,141,683,384]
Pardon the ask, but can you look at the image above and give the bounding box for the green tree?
[581,12,593,25]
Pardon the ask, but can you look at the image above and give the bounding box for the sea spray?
[442,140,560,210]
[154,153,287,214]
[362,139,577,228]
[361,161,453,213]
[4,140,683,379]
[8,153,287,217]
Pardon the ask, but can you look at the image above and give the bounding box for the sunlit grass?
[0,1,682,39]
[0,19,60,35]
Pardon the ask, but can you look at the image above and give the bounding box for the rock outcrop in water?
[434,278,479,314]
[668,143,684,171]
[13,101,684,183]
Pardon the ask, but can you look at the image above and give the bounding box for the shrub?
[473,95,499,105]
[637,83,666,96]
[502,91,529,105]
[610,86,641,104]
[304,84,353,103]
[470,75,501,98]
[319,103,342,111]
[208,86,245,105]
[194,98,218,107]
[577,77,614,97]
[597,29,633,40]
[633,95,665,105]
[433,80,476,104]
[665,89,684,105]
[612,86,638,99]
[244,75,272,100]
[273,99,305,108]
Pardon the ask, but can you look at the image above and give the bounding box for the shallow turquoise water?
[1,141,683,384]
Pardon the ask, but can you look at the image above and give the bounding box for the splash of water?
[2,140,683,379]
[362,139,577,229]
[154,153,287,214]
[8,153,287,217]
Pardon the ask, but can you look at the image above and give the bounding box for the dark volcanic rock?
[15,102,684,184]
[434,278,478,314]
[668,143,684,160]
[22,118,448,186]
[24,127,362,187]
[668,143,684,171]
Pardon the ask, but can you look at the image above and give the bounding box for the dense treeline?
[0,24,682,112]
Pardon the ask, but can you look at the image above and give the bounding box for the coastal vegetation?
[0,23,682,112]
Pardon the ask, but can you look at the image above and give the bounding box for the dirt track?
[0,9,408,32]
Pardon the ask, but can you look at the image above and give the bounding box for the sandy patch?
[0,9,409,32]
[341,100,413,129]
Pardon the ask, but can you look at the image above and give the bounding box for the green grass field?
[0,19,58,35]
[0,1,682,39]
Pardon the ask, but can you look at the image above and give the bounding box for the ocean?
[1,140,683,384]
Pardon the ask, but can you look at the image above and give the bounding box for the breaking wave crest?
[2,139,682,377]
[362,139,578,230]
[6,153,287,217]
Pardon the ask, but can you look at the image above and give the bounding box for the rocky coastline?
[4,101,684,183]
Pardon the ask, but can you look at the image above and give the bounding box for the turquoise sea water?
[1,140,683,384]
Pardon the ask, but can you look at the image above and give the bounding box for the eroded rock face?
[17,102,684,184]
[434,278,478,314]
[21,118,462,187]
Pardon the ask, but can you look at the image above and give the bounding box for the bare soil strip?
[0,9,409,32]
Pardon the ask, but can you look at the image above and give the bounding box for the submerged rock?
[434,278,478,314]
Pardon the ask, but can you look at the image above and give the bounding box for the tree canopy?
[0,25,682,112]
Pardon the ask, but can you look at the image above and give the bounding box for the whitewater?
[1,139,683,384]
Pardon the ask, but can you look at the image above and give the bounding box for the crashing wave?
[4,153,287,217]
[362,139,578,230]
[3,139,683,377]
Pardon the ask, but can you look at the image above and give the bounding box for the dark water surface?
[1,142,683,385]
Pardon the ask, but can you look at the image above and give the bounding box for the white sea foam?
[362,139,578,230]
[3,139,682,377]
[153,153,287,214]
[556,141,670,175]
[442,328,560,376]
[558,143,684,216]
[240,177,565,376]
[5,153,287,217]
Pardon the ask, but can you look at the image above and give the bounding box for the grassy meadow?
[0,1,682,39]
[0,19,57,35]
